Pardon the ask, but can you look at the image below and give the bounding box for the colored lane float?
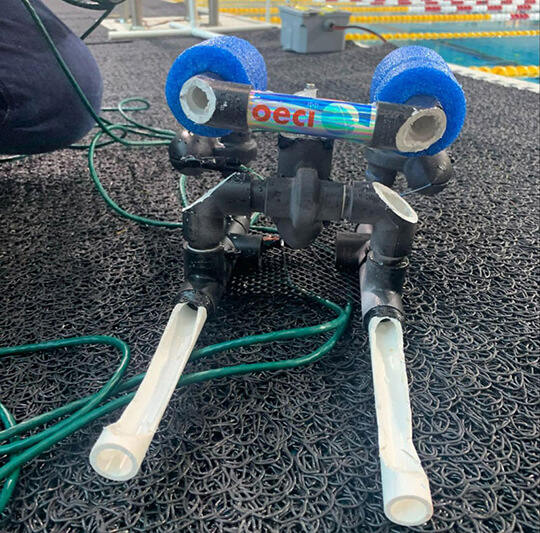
[221,0,540,8]
[243,5,539,17]
[345,28,540,38]
[227,5,539,12]
[349,12,540,20]
[470,64,540,76]
[212,0,539,4]
[245,11,539,21]
[218,0,540,10]
[218,0,540,31]
[225,5,537,11]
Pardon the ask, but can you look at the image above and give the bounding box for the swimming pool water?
[359,20,540,81]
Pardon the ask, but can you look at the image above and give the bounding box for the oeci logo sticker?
[251,103,316,128]
[247,92,376,143]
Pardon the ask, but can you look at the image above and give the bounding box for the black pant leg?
[0,0,103,154]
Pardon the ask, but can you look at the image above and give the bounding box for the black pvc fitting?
[194,76,252,131]
[184,76,444,153]
[265,170,345,248]
[341,181,417,323]
[179,136,418,322]
[402,150,454,195]
[169,129,259,176]
[177,245,231,314]
[359,253,409,327]
[364,146,406,188]
[169,129,220,176]
[334,223,374,272]
[182,172,253,250]
[215,132,258,166]
[364,92,453,196]
[228,233,263,272]
[344,181,417,261]
[370,102,419,152]
[365,146,407,170]
[364,146,453,196]
[177,215,254,315]
[277,134,334,180]
[183,167,416,260]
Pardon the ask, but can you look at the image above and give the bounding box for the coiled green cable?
[0,301,351,511]
[0,406,19,512]
[0,0,352,513]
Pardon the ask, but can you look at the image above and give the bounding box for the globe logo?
[321,103,358,135]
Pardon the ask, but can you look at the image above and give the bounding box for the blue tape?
[370,46,466,156]
[166,36,267,137]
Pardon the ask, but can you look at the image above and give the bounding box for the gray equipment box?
[279,6,351,54]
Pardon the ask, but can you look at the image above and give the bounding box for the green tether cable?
[18,0,281,232]
[79,5,114,40]
[0,300,351,506]
[0,0,352,514]
[0,405,20,512]
[0,336,130,456]
[0,295,345,445]
[87,127,182,228]
[0,336,131,511]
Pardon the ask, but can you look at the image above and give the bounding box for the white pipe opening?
[180,76,217,125]
[90,303,207,481]
[372,182,418,224]
[368,316,433,526]
[395,107,447,153]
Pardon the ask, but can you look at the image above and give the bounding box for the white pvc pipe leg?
[368,316,433,526]
[90,303,207,481]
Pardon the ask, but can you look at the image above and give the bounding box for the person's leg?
[0,0,103,155]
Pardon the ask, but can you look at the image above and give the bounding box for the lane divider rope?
[344,28,540,38]
[469,64,540,76]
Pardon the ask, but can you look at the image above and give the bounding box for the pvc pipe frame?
[178,175,431,525]
[107,23,277,41]
[187,0,198,27]
[90,303,207,481]
[247,91,378,145]
[179,76,447,153]
[368,316,433,526]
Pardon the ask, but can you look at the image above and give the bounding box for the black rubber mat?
[1,2,539,532]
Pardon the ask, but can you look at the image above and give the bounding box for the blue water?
[359,20,540,81]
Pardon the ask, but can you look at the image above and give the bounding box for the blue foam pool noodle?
[166,36,267,137]
[370,46,466,156]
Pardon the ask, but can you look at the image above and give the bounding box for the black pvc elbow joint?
[360,254,409,327]
[177,174,256,315]
[344,181,418,326]
[176,244,233,316]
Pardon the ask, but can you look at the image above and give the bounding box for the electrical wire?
[0,0,352,515]
[80,5,115,40]
[400,183,434,196]
[0,296,351,510]
[20,0,161,148]
[0,406,19,512]
[87,126,183,228]
[0,154,29,163]
[330,24,388,44]
[62,0,122,10]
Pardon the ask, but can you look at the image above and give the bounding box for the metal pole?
[208,0,219,27]
[187,0,199,27]
[129,0,144,29]
[265,0,270,23]
[121,1,130,23]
